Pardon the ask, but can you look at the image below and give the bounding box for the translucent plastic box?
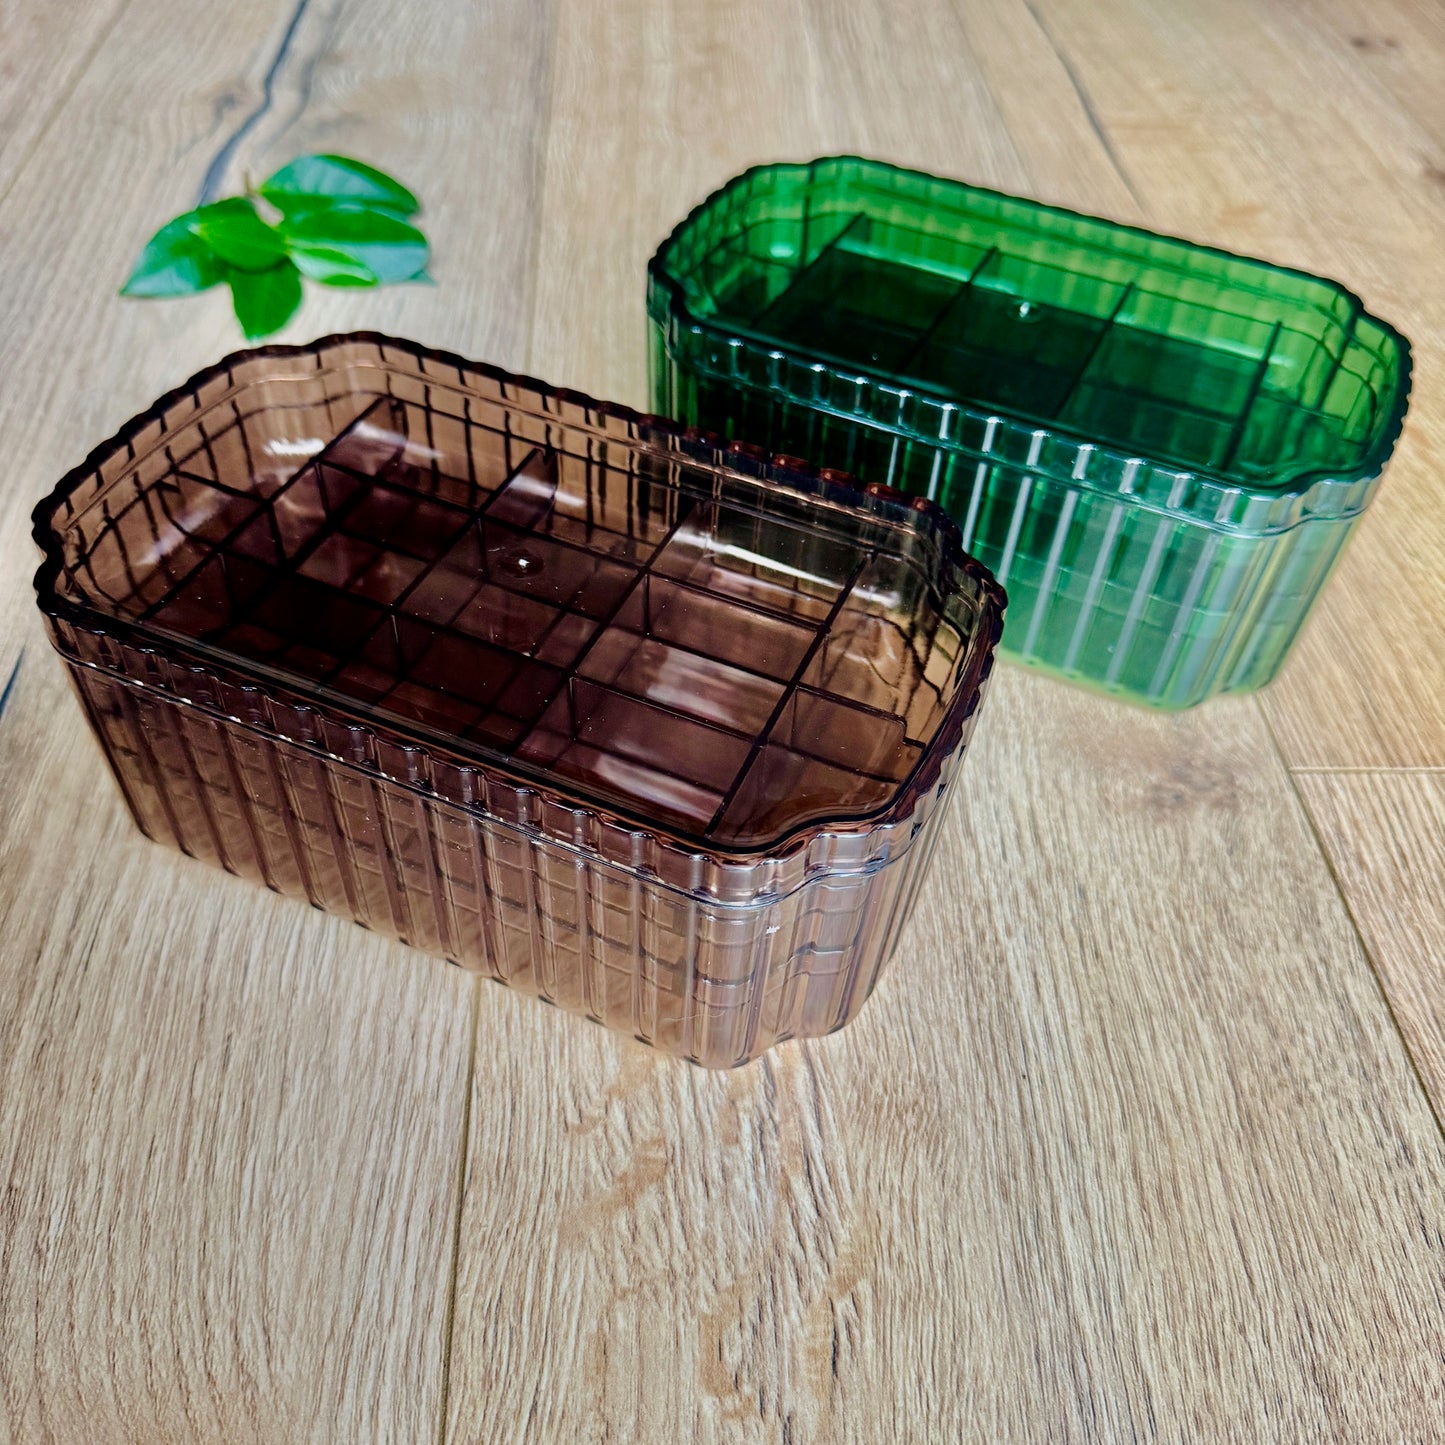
[648,156,1411,708]
[32,334,1005,1067]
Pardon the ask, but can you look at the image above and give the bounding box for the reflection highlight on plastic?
[648,155,1411,708]
[32,334,1005,1066]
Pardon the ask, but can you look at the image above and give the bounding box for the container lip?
[31,331,1006,864]
[647,154,1415,512]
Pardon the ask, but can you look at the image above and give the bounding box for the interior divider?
[512,486,701,759]
[748,211,870,327]
[1217,319,1284,473]
[703,552,874,836]
[1051,278,1140,420]
[314,447,556,694]
[134,395,400,622]
[473,440,559,522]
[1308,306,1361,415]
[893,244,1000,377]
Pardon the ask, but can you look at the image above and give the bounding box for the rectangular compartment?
[647,156,1411,708]
[32,334,1004,1067]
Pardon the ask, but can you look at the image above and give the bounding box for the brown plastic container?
[32,335,1004,1066]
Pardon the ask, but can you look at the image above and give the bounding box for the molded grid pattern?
[650,156,1406,492]
[58,390,971,848]
[647,156,1410,708]
[64,653,941,1066]
[33,336,1004,1065]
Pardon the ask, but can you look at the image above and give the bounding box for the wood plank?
[445,671,1445,1441]
[0,0,132,199]
[445,1,1445,1437]
[1296,770,1445,1123]
[946,0,1142,216]
[0,671,474,1441]
[6,0,1445,1437]
[1246,0,1445,769]
[522,0,1085,408]
[191,0,557,376]
[1293,0,1445,155]
[0,0,551,1435]
[1024,0,1445,766]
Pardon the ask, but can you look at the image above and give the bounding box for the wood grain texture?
[1024,0,1445,767]
[1298,0,1445,154]
[0,0,133,199]
[0,670,474,1442]
[445,672,1445,1442]
[186,0,557,375]
[442,1,1445,1440]
[3,0,1445,1440]
[0,0,552,1437]
[1297,771,1445,1121]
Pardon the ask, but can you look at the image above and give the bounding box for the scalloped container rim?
[647,155,1411,708]
[32,333,1005,1067]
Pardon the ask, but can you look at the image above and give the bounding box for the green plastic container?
[647,157,1411,708]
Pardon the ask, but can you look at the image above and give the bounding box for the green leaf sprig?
[121,155,431,340]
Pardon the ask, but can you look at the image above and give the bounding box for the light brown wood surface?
[0,0,132,199]
[1297,770,1445,1121]
[1,1,1443,1441]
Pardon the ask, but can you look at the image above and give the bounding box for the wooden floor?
[2,0,1443,1439]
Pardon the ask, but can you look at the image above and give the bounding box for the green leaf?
[260,154,419,219]
[120,213,225,297]
[229,260,303,340]
[124,153,434,325]
[281,205,429,285]
[191,197,287,272]
[290,245,379,287]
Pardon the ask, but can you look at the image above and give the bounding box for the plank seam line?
[1255,697,1445,1146]
[197,0,313,204]
[0,0,139,217]
[1016,0,1145,208]
[0,649,24,724]
[938,0,1031,188]
[1290,766,1445,776]
[523,0,562,378]
[435,974,482,1445]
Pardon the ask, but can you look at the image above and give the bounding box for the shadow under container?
[32,334,1005,1068]
[647,156,1411,708]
